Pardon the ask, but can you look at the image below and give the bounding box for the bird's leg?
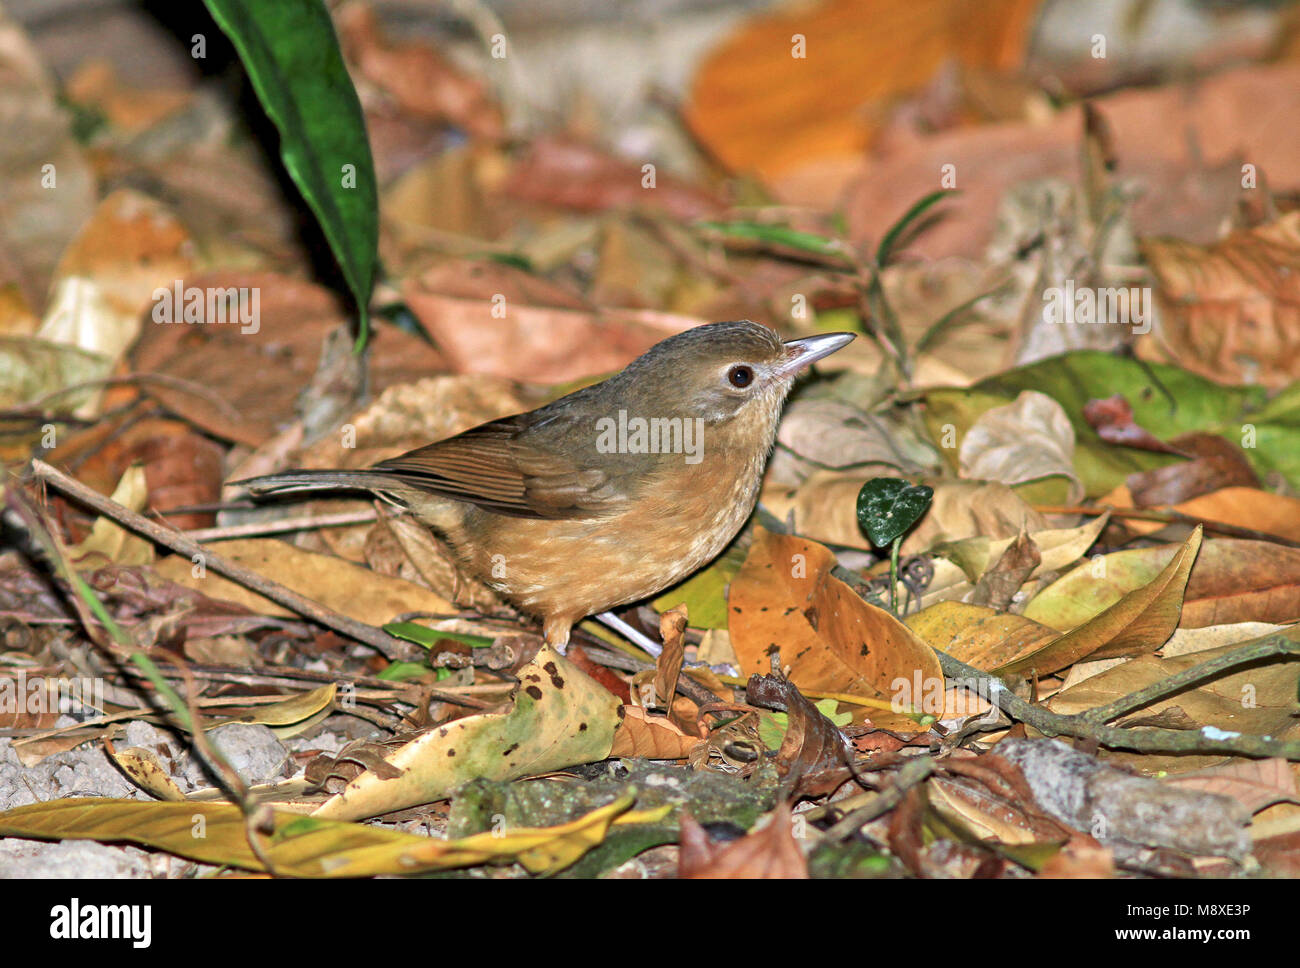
[595,611,663,658]
[543,616,572,656]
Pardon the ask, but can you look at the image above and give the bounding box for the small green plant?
[855,476,933,615]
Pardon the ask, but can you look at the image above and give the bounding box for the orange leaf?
[728,528,941,714]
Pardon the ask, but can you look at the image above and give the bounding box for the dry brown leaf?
[1046,630,1300,774]
[503,138,724,220]
[654,605,688,710]
[994,527,1203,678]
[1142,212,1300,388]
[1025,537,1300,631]
[683,0,1037,182]
[152,538,453,627]
[747,671,853,798]
[907,601,1056,671]
[967,532,1041,610]
[402,259,702,383]
[0,9,97,311]
[728,528,941,721]
[1165,758,1300,815]
[608,706,697,760]
[64,58,191,132]
[836,64,1300,261]
[678,804,808,879]
[1107,485,1300,545]
[335,3,502,140]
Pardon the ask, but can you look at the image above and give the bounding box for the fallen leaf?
[1025,536,1300,631]
[995,527,1203,677]
[684,0,1036,182]
[609,706,698,760]
[728,528,942,722]
[678,804,808,878]
[312,646,620,820]
[1142,212,1300,388]
[959,390,1083,503]
[152,538,454,627]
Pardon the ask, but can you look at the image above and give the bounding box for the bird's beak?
[776,331,855,377]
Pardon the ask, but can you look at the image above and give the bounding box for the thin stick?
[30,460,411,660]
[822,755,935,840]
[184,509,379,543]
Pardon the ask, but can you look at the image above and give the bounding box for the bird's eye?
[728,365,755,389]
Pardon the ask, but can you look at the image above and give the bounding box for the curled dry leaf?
[609,706,698,760]
[1025,536,1300,631]
[930,753,1077,848]
[654,604,688,709]
[966,531,1041,610]
[994,526,1203,677]
[747,671,854,798]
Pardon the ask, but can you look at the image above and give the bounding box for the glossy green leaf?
[856,477,934,547]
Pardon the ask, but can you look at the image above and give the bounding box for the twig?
[27,372,245,422]
[936,636,1300,759]
[29,460,412,660]
[184,509,380,542]
[822,755,935,840]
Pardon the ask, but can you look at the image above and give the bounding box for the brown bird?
[234,321,853,652]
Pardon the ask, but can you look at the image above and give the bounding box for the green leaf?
[652,539,747,629]
[875,190,956,267]
[383,622,497,650]
[856,477,934,547]
[697,220,845,257]
[203,0,378,344]
[377,661,433,682]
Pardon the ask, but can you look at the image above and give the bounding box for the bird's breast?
[455,428,770,621]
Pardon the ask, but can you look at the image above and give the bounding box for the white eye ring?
[728,364,755,389]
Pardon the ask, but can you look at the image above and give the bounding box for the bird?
[233,321,854,653]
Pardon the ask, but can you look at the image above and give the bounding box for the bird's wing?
[371,412,633,519]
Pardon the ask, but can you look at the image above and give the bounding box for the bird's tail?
[230,469,409,497]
